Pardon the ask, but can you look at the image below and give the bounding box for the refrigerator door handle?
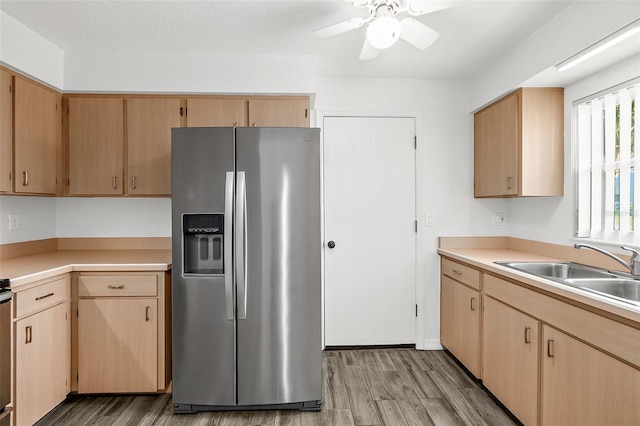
[224,171,235,320]
[236,171,248,320]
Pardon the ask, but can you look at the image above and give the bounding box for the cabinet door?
[541,325,640,425]
[68,97,124,195]
[78,298,157,393]
[14,77,60,195]
[186,98,248,127]
[248,98,309,127]
[126,98,181,195]
[15,303,69,426]
[482,296,539,426]
[440,275,481,377]
[0,69,12,192]
[474,91,518,197]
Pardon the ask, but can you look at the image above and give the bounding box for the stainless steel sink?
[495,261,640,306]
[564,278,640,304]
[495,261,617,280]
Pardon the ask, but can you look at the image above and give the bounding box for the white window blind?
[575,81,638,244]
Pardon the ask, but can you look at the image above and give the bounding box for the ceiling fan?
[314,0,457,60]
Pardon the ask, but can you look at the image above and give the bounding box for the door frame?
[317,111,422,349]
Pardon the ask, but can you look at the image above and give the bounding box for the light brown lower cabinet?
[440,275,481,377]
[541,325,640,426]
[13,275,70,426]
[74,272,171,394]
[482,296,539,426]
[78,298,157,393]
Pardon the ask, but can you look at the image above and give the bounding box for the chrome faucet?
[574,243,640,276]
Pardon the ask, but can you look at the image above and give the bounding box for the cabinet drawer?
[441,258,481,289]
[78,275,157,297]
[15,277,67,318]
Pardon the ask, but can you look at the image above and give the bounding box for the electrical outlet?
[8,214,20,230]
[493,213,505,226]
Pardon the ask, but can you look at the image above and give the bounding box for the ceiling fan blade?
[359,38,379,61]
[406,1,459,16]
[400,18,440,50]
[314,17,365,39]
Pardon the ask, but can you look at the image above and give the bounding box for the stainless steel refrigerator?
[171,127,321,413]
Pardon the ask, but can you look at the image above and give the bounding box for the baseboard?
[420,339,443,350]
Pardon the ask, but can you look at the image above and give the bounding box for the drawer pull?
[470,297,477,311]
[35,292,54,301]
[145,306,150,322]
[524,327,532,344]
[547,339,555,358]
[108,285,126,290]
[452,269,463,276]
[112,176,117,190]
[26,325,32,344]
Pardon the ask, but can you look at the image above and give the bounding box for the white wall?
[508,54,640,247]
[56,198,171,238]
[64,50,318,94]
[315,77,509,349]
[0,10,64,88]
[469,1,640,111]
[0,196,57,244]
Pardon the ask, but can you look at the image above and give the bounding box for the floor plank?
[36,350,516,426]
[376,400,409,426]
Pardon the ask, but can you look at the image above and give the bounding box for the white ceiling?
[0,0,579,80]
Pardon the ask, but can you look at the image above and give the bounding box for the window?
[575,81,638,244]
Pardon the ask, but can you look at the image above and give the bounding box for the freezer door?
[235,128,322,406]
[171,127,236,407]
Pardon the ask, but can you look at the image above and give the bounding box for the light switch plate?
[425,212,435,227]
[493,213,506,226]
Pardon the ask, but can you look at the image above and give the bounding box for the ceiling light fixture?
[556,19,640,72]
[366,5,401,49]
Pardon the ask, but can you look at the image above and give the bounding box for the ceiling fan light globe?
[366,16,402,49]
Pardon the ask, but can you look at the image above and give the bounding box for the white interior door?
[324,116,416,346]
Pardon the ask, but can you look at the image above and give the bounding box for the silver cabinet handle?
[26,325,32,344]
[506,176,512,190]
[524,327,532,344]
[547,339,555,358]
[108,285,125,289]
[145,306,150,322]
[23,170,29,186]
[35,292,54,301]
[452,269,463,276]
[224,171,235,320]
[236,171,248,320]
[470,297,477,311]
[112,176,117,189]
[131,176,136,189]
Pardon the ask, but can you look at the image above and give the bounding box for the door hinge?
[415,304,418,317]
[414,220,418,233]
[414,136,417,149]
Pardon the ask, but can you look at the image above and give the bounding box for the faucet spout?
[574,243,640,276]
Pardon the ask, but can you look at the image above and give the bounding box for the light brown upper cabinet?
[0,69,12,193]
[68,97,124,195]
[14,76,61,195]
[126,98,182,196]
[474,87,564,198]
[248,98,310,127]
[186,98,248,127]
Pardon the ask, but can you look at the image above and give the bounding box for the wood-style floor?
[37,349,518,426]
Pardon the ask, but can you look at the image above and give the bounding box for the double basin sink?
[495,261,640,306]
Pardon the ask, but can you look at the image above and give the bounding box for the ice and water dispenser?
[183,214,225,275]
